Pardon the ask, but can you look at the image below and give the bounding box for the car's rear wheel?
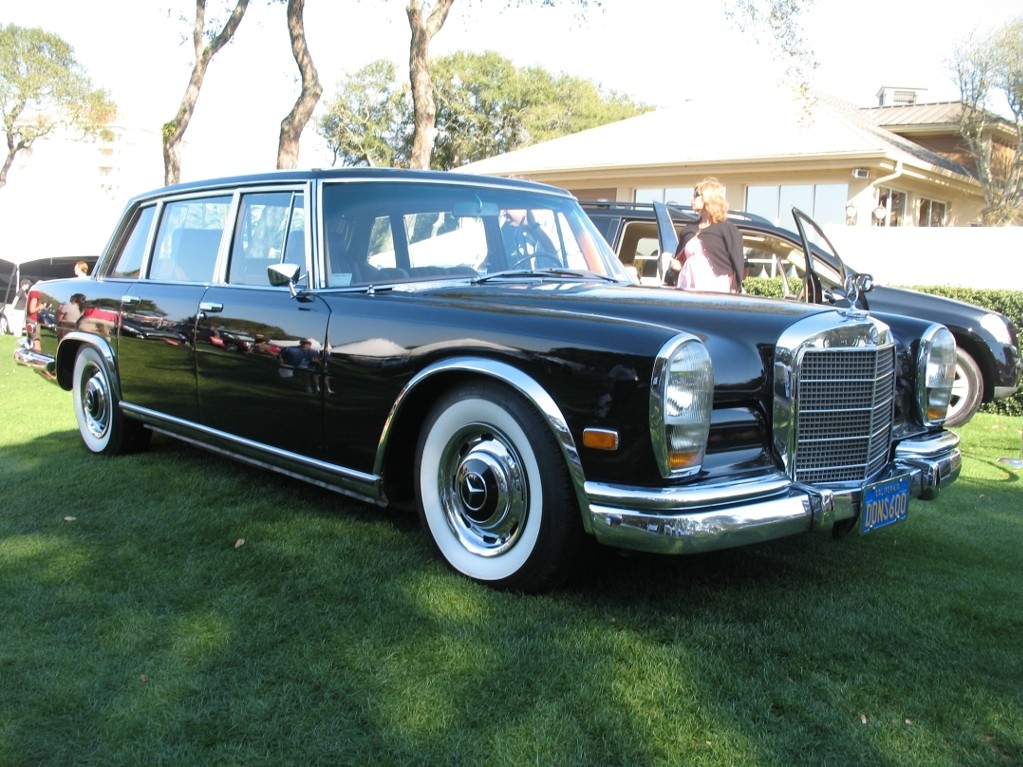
[72,346,149,455]
[945,347,983,427]
[415,381,584,592]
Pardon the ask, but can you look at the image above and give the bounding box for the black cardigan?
[674,221,744,291]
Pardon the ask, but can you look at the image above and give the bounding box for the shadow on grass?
[1,419,1019,765]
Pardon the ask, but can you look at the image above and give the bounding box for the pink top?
[677,234,734,292]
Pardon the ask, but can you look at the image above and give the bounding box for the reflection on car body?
[14,169,964,592]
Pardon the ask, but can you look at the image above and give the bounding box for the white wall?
[823,226,1023,290]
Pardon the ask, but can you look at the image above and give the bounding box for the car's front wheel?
[945,347,983,427]
[72,346,149,455]
[415,381,584,592]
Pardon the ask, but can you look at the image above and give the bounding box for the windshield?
[320,182,629,287]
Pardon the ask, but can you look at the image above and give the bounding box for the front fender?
[377,356,592,531]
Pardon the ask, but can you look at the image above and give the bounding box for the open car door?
[791,208,873,308]
[652,201,680,286]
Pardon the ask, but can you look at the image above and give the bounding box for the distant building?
[460,85,1005,229]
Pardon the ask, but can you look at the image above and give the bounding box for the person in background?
[6,278,32,336]
[668,178,744,293]
[74,260,89,278]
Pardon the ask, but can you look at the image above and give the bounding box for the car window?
[743,232,802,280]
[108,206,156,279]
[228,191,306,287]
[742,229,845,298]
[322,181,617,287]
[148,196,231,282]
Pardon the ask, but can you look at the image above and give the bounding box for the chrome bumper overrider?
[586,431,961,555]
[13,338,56,375]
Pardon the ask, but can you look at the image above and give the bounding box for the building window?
[635,187,691,205]
[745,183,848,227]
[873,187,907,227]
[917,198,947,227]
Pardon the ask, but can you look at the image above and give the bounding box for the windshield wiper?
[473,268,621,284]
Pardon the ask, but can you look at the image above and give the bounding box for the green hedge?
[742,278,1023,418]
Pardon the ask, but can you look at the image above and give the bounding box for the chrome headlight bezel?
[916,324,957,427]
[649,334,713,479]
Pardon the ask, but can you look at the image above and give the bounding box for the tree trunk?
[406,0,455,170]
[277,0,322,169]
[162,0,251,185]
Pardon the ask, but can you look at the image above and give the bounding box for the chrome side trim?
[378,356,589,528]
[122,403,383,506]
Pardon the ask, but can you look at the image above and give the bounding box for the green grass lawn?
[1,334,1020,767]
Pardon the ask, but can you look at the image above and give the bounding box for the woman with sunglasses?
[669,178,745,293]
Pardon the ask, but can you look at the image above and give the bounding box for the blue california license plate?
[860,474,911,534]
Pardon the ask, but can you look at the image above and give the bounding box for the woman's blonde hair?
[696,177,729,224]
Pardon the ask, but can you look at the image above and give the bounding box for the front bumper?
[586,431,961,555]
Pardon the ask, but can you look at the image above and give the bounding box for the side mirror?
[267,262,301,287]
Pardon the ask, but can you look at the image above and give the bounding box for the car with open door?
[583,200,1020,427]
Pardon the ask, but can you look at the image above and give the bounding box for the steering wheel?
[510,251,562,270]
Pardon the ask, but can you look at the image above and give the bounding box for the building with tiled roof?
[460,85,991,228]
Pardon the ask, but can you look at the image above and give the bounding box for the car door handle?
[198,302,223,313]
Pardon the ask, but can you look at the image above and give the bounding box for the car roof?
[579,199,776,228]
[130,167,574,205]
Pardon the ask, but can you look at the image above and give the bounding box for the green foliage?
[431,51,649,169]
[1,333,1021,766]
[0,24,116,187]
[316,59,413,168]
[952,15,1023,224]
[742,275,785,298]
[318,50,650,170]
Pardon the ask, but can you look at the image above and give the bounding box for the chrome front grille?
[772,313,897,486]
[793,345,896,483]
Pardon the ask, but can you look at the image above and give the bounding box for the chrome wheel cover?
[80,361,111,441]
[437,425,528,557]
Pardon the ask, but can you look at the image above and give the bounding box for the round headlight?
[917,324,956,426]
[650,336,713,478]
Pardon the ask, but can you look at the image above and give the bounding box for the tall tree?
[726,0,818,85]
[163,0,250,185]
[0,24,115,190]
[405,0,455,169]
[405,0,601,170]
[276,0,322,169]
[404,0,814,170]
[317,52,647,170]
[952,16,1023,225]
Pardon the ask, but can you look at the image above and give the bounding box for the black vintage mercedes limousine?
[15,168,961,591]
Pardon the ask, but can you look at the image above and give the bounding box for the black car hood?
[373,278,860,398]
[406,278,831,339]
